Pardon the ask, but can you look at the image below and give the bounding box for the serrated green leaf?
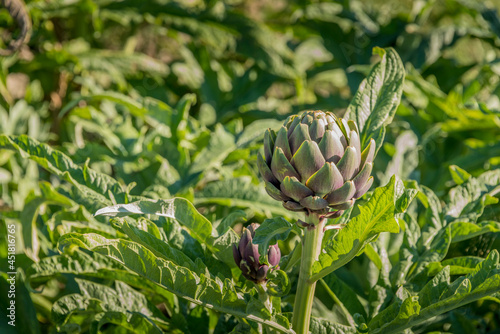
[368,287,413,332]
[449,221,500,243]
[21,181,74,261]
[46,205,117,243]
[94,198,239,267]
[95,198,213,246]
[369,250,500,334]
[449,165,471,185]
[427,256,484,276]
[33,238,293,333]
[0,134,126,209]
[344,47,405,155]
[26,249,179,318]
[445,170,500,224]
[52,278,168,332]
[311,176,400,281]
[407,227,451,283]
[189,124,236,176]
[113,219,202,273]
[308,316,357,334]
[418,266,451,308]
[319,273,367,326]
[252,217,296,264]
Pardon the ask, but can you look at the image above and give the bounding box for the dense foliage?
[0,0,499,333]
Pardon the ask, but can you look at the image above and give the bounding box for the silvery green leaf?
[344,47,405,156]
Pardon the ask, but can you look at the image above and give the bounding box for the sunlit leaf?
[344,47,405,155]
[312,176,402,281]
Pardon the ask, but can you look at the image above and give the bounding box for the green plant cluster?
[0,0,499,333]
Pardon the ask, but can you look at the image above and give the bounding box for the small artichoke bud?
[258,111,376,218]
[268,244,281,267]
[233,223,281,283]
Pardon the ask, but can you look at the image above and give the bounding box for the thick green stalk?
[257,283,272,313]
[292,213,325,334]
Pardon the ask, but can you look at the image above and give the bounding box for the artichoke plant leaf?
[368,250,500,334]
[95,198,214,246]
[344,47,405,156]
[311,175,403,281]
[0,135,122,213]
[252,217,299,265]
[44,235,294,333]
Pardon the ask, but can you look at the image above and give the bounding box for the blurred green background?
[1,0,499,192]
[1,0,500,333]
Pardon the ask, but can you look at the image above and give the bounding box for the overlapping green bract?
[258,111,375,218]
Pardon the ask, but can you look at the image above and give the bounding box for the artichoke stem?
[257,282,272,314]
[291,213,325,334]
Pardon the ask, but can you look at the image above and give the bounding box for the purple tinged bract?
[233,223,281,283]
[258,111,375,218]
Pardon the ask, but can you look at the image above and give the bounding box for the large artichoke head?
[258,111,375,218]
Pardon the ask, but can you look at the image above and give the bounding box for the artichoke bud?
[258,111,375,218]
[233,223,281,283]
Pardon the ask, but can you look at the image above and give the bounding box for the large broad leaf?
[318,273,368,326]
[427,256,484,276]
[406,227,452,284]
[112,218,205,274]
[449,221,500,243]
[448,165,471,185]
[113,216,232,278]
[95,198,213,244]
[311,176,402,281]
[444,169,500,224]
[252,217,300,264]
[46,206,117,243]
[47,235,292,333]
[188,124,236,176]
[0,135,128,209]
[308,317,357,334]
[94,197,239,266]
[368,250,500,334]
[21,181,74,261]
[416,185,444,250]
[27,250,179,313]
[344,47,405,155]
[52,279,169,333]
[380,130,419,185]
